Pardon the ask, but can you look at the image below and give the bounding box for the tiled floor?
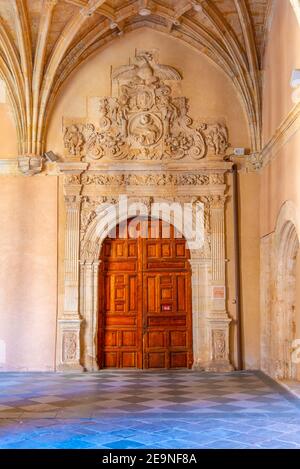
[0,370,300,449]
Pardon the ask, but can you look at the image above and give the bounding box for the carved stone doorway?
[57,177,234,373]
[56,50,234,374]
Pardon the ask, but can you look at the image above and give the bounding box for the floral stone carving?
[63,51,229,161]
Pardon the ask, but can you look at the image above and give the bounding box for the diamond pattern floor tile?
[0,370,300,449]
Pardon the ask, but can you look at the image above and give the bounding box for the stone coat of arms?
[63,50,229,161]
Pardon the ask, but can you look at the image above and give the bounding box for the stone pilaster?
[206,195,233,372]
[57,192,83,371]
[189,258,210,370]
[80,260,101,371]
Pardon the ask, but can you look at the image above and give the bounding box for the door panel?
[98,218,193,369]
[98,235,142,369]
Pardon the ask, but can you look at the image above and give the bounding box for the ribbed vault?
[0,0,270,155]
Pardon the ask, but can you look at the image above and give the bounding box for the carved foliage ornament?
[81,173,212,186]
[66,173,224,186]
[79,194,215,260]
[62,332,77,362]
[63,51,229,161]
[212,330,226,361]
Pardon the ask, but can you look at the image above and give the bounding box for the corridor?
[0,371,300,449]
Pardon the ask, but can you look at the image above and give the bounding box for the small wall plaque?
[212,286,225,300]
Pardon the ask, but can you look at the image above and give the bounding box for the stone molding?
[247,102,300,171]
[0,159,19,175]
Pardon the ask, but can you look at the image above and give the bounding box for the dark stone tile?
[103,439,146,449]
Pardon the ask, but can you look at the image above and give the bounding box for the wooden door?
[98,218,193,369]
[98,222,143,369]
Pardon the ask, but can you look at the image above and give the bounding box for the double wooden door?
[98,218,193,369]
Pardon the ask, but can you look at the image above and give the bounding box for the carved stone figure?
[129,113,162,146]
[64,124,85,156]
[98,98,111,131]
[207,124,229,155]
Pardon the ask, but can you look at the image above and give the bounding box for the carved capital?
[64,195,81,210]
[246,152,263,171]
[18,155,43,176]
[210,194,226,209]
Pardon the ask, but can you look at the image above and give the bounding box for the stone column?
[190,257,210,370]
[57,194,83,371]
[206,195,233,372]
[80,260,101,371]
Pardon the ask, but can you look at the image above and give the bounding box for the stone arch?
[290,0,300,27]
[79,199,206,371]
[273,201,300,380]
[81,198,204,262]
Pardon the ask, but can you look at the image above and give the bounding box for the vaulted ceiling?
[0,0,270,155]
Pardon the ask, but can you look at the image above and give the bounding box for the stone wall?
[260,0,300,380]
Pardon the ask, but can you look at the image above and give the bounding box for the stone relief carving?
[78,193,214,260]
[207,124,228,155]
[65,174,81,185]
[212,330,226,360]
[64,125,85,156]
[209,173,225,185]
[80,195,122,245]
[63,51,229,161]
[75,189,227,261]
[62,331,77,362]
[80,173,216,186]
[80,197,98,243]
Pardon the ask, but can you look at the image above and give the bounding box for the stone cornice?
[247,102,300,171]
[0,158,60,176]
[0,158,233,176]
[0,159,19,175]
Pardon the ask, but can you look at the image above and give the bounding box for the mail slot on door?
[161,304,172,311]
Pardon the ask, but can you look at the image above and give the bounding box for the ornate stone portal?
[57,50,233,372]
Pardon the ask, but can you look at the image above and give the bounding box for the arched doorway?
[97,217,193,369]
[274,219,300,380]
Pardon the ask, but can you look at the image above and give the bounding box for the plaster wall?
[0,177,58,371]
[262,0,300,146]
[0,100,19,157]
